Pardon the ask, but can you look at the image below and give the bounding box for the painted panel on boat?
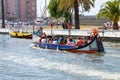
[89,39,98,50]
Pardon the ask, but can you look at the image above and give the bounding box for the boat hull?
[34,43,98,53]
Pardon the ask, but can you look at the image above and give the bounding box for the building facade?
[0,0,2,19]
[4,0,37,22]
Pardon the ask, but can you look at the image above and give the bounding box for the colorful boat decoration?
[33,33,105,54]
[9,31,32,39]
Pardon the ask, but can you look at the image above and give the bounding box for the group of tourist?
[36,26,98,47]
[38,34,88,47]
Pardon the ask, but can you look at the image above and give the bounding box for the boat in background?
[9,22,32,39]
[9,31,32,39]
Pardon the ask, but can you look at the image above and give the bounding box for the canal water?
[0,34,120,80]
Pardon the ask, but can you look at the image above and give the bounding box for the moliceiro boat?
[33,33,105,54]
[9,31,32,39]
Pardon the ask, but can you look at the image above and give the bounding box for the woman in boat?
[41,36,47,44]
[66,38,76,46]
[67,36,76,44]
[52,38,58,44]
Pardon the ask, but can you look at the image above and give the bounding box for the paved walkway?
[0,28,120,38]
[43,29,120,38]
[0,28,9,34]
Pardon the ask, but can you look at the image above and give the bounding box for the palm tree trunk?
[1,0,5,28]
[113,22,119,30]
[74,0,80,29]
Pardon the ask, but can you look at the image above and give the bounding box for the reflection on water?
[105,42,120,47]
[0,34,120,80]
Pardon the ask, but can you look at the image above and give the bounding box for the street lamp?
[1,0,5,28]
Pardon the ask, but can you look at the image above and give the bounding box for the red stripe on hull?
[66,50,98,54]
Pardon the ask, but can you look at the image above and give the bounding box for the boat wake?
[0,51,120,80]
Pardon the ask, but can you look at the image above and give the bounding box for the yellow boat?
[9,31,32,39]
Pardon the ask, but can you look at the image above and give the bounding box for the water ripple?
[0,34,120,80]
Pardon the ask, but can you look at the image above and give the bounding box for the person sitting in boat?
[76,37,84,46]
[67,36,76,44]
[41,36,47,44]
[36,26,43,36]
[83,37,88,44]
[38,36,42,43]
[48,38,53,44]
[66,38,75,46]
[57,36,65,45]
[52,38,58,44]
[42,32,47,38]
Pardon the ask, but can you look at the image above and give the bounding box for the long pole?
[45,0,47,17]
[1,0,5,28]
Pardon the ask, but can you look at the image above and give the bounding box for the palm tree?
[97,0,120,30]
[58,0,95,29]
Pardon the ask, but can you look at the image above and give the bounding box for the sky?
[37,0,111,17]
[83,0,111,15]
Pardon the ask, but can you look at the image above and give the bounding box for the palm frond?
[97,0,120,22]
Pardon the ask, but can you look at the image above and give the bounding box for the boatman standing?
[36,26,43,36]
[88,28,98,40]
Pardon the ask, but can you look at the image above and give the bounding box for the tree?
[48,0,63,28]
[63,10,72,22]
[48,0,72,29]
[48,0,62,19]
[97,0,120,30]
[58,0,95,29]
